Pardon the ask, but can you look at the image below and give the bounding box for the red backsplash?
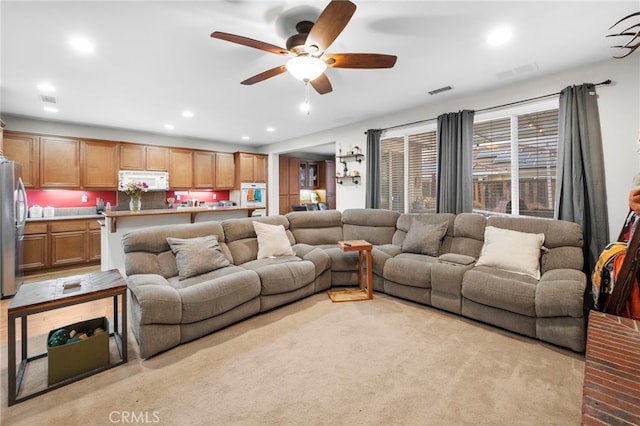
[26,189,231,208]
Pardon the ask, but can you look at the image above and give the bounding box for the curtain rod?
[368,79,612,134]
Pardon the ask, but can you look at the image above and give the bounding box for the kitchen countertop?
[102,206,253,218]
[26,214,104,222]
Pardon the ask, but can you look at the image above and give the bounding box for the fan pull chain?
[300,82,311,115]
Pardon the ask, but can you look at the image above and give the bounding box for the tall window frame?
[472,98,559,218]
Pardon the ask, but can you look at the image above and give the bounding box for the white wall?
[263,57,640,239]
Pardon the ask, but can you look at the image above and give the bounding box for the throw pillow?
[253,221,295,259]
[401,221,449,256]
[166,235,230,280]
[475,226,545,279]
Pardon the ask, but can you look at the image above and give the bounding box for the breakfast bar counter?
[101,207,255,273]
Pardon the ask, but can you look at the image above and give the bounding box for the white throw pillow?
[253,221,295,259]
[476,226,545,279]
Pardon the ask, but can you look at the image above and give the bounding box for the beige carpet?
[1,293,584,426]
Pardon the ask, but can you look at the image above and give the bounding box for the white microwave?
[118,170,169,191]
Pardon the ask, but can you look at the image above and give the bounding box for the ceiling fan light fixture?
[286,56,327,82]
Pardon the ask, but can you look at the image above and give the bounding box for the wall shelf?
[336,176,360,185]
[337,153,364,163]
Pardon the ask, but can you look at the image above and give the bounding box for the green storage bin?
[47,317,110,385]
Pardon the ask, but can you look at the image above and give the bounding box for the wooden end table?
[7,268,128,406]
[328,240,374,302]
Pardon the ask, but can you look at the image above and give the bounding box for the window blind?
[408,131,437,212]
[380,137,405,212]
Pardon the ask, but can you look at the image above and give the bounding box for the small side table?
[7,269,128,406]
[328,240,373,302]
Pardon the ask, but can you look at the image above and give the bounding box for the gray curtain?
[555,83,609,275]
[436,110,474,213]
[365,129,382,208]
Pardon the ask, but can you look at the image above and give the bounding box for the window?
[378,100,557,217]
[380,128,437,213]
[472,103,558,218]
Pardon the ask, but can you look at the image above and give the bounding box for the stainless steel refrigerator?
[0,155,28,298]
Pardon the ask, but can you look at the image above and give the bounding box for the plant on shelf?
[119,181,148,212]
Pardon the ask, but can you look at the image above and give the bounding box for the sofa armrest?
[535,269,586,318]
[127,274,182,324]
[438,253,476,266]
[372,245,401,276]
[299,247,332,276]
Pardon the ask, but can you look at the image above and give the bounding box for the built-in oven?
[240,182,267,208]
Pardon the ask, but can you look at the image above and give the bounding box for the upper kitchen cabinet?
[169,148,193,189]
[40,137,81,188]
[215,152,235,189]
[193,151,215,189]
[3,131,39,188]
[299,161,319,189]
[82,140,119,189]
[146,145,170,171]
[120,143,169,171]
[234,152,267,186]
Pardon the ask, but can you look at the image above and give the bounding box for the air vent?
[40,95,57,104]
[428,86,452,95]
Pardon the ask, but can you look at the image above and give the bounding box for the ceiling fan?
[210,0,397,95]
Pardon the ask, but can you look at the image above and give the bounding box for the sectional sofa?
[121,209,587,358]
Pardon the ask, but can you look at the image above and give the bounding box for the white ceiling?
[1,1,638,153]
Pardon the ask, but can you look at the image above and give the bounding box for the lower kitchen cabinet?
[21,223,48,271]
[21,219,101,273]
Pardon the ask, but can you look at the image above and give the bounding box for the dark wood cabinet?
[323,160,336,209]
[299,161,319,189]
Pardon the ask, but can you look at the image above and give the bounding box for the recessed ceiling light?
[266,127,275,132]
[37,82,56,92]
[241,136,250,140]
[182,110,194,118]
[43,106,59,113]
[164,124,175,130]
[69,36,94,53]
[487,27,512,46]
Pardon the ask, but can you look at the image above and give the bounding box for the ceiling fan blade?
[310,73,333,95]
[325,53,397,69]
[211,31,289,56]
[304,0,356,55]
[241,65,287,85]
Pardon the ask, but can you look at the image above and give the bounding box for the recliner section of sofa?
[122,208,588,358]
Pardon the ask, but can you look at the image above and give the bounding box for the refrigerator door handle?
[16,177,28,239]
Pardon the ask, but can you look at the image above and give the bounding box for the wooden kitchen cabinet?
[40,137,81,188]
[193,151,215,188]
[278,156,301,215]
[82,140,119,189]
[3,132,39,188]
[169,148,194,189]
[20,219,101,273]
[323,160,336,209]
[21,222,49,271]
[145,145,170,171]
[235,152,267,186]
[120,143,169,171]
[89,221,102,262]
[299,161,319,189]
[215,152,235,189]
